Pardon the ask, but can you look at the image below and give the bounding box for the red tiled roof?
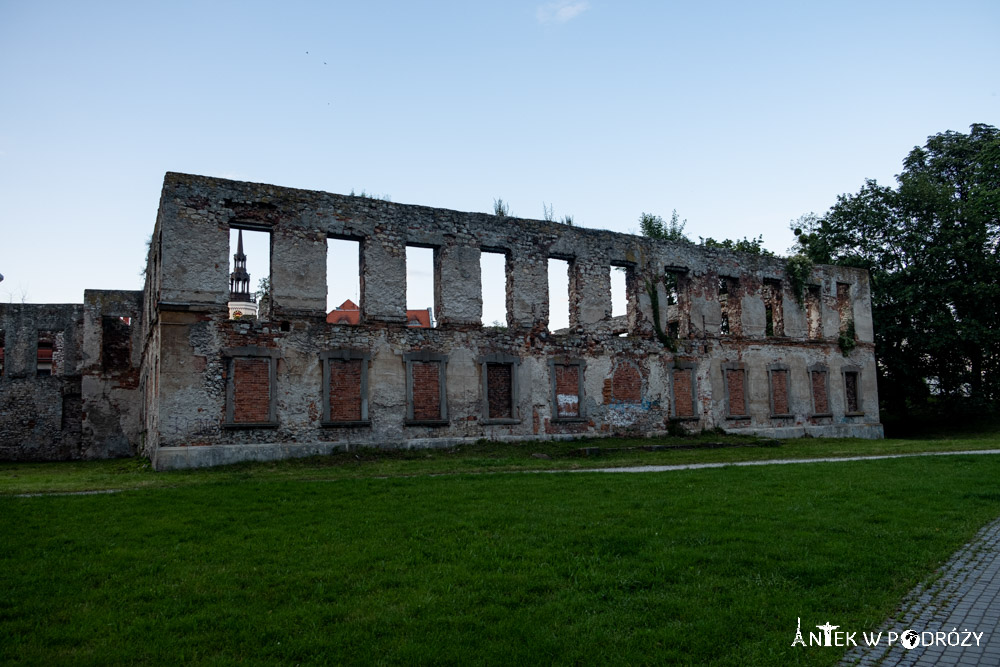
[326,301,431,328]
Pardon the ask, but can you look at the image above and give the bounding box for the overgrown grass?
[2,429,1000,495]
[2,453,1000,664]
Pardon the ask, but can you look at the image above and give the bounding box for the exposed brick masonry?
[233,358,270,423]
[554,364,579,417]
[726,368,746,416]
[411,361,441,421]
[611,363,641,403]
[811,370,829,414]
[673,369,694,417]
[329,359,362,421]
[486,363,513,419]
[771,370,789,415]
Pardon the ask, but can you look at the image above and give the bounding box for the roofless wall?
[142,173,881,470]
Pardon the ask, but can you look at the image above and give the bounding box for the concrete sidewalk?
[840,516,1000,666]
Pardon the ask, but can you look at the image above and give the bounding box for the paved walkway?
[550,448,1000,474]
[840,516,1000,666]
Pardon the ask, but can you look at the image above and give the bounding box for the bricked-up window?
[843,367,863,415]
[404,351,448,425]
[549,357,585,420]
[101,316,132,372]
[548,257,572,332]
[223,347,280,428]
[61,393,82,433]
[480,249,510,328]
[768,365,792,417]
[0,329,5,376]
[806,285,822,339]
[809,364,832,416]
[480,353,520,423]
[37,330,63,377]
[326,237,362,318]
[671,362,697,419]
[723,363,748,418]
[321,350,370,426]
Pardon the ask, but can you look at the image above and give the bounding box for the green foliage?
[838,319,857,357]
[349,189,391,201]
[255,276,271,319]
[793,123,1000,416]
[785,253,814,304]
[645,278,678,352]
[493,198,511,218]
[639,209,689,242]
[699,234,776,256]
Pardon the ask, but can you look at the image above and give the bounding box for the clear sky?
[1,0,997,310]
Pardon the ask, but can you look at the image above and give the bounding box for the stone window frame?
[722,361,750,420]
[223,346,281,429]
[669,360,699,422]
[808,362,833,418]
[549,356,586,423]
[320,349,371,428]
[767,363,794,419]
[403,350,449,426]
[479,353,520,425]
[841,364,864,416]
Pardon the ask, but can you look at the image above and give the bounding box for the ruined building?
[0,173,882,469]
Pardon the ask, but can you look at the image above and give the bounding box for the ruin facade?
[0,172,882,469]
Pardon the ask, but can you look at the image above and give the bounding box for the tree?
[255,277,272,320]
[639,210,689,242]
[698,235,775,256]
[794,124,1000,418]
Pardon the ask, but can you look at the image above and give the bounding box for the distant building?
[327,299,433,328]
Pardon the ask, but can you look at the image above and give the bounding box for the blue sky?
[1,1,997,310]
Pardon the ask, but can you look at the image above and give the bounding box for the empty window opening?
[811,369,830,415]
[664,269,684,338]
[844,371,861,414]
[480,250,509,327]
[101,316,132,372]
[762,279,783,337]
[718,276,739,336]
[806,285,822,339]
[326,238,362,324]
[229,228,271,320]
[610,266,628,318]
[725,367,747,417]
[836,282,852,332]
[548,258,571,332]
[406,246,436,327]
[37,330,63,377]
[486,363,514,419]
[769,368,790,417]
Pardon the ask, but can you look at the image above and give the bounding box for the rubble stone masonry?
[0,173,883,468]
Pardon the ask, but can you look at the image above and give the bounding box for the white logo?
[791,618,984,649]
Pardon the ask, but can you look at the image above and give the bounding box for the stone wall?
[144,173,882,470]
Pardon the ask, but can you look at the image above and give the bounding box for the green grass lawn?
[3,443,1000,665]
[2,429,1000,496]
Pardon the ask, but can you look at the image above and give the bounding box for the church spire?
[229,229,253,303]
